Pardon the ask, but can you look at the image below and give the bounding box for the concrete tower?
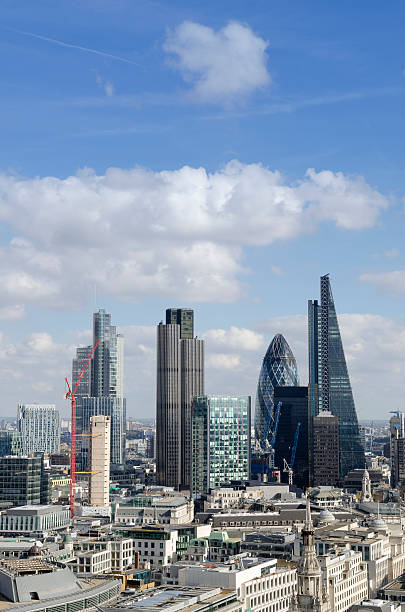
[89,415,110,507]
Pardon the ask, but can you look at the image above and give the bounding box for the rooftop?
[99,586,235,612]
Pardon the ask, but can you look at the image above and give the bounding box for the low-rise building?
[320,549,368,611]
[115,495,193,526]
[0,505,70,535]
[164,556,296,612]
[99,586,241,612]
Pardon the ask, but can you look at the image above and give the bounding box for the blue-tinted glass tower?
[308,275,364,480]
[255,334,299,446]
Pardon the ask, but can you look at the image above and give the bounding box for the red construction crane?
[65,339,100,519]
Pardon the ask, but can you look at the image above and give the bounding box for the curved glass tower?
[255,333,299,445]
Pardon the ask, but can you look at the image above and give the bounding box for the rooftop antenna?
[94,284,97,313]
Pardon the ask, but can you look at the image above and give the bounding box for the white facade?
[320,549,368,611]
[133,529,178,567]
[174,558,296,612]
[17,403,60,454]
[89,415,110,507]
[115,497,194,525]
[0,506,70,533]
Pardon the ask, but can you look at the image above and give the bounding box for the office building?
[273,386,309,490]
[0,505,70,534]
[89,415,110,507]
[389,412,405,488]
[92,309,124,398]
[74,308,126,469]
[191,395,251,498]
[308,274,364,480]
[313,410,339,486]
[156,308,204,489]
[0,456,51,508]
[0,431,22,456]
[254,333,299,448]
[17,404,60,455]
[81,397,126,467]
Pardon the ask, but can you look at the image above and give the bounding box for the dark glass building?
[273,386,309,490]
[166,308,194,339]
[255,334,299,447]
[0,456,51,509]
[308,275,364,480]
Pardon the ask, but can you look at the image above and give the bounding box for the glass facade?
[166,308,194,339]
[0,431,22,457]
[0,456,51,508]
[17,404,60,455]
[74,308,126,470]
[80,397,126,468]
[273,386,309,490]
[191,395,251,498]
[254,334,299,446]
[309,275,364,480]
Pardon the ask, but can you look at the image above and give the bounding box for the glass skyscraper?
[308,274,364,480]
[73,308,126,469]
[254,334,299,446]
[191,395,251,498]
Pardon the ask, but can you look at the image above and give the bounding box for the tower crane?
[65,339,100,519]
[283,422,301,486]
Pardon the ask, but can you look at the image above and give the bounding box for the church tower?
[291,497,330,612]
[361,468,372,502]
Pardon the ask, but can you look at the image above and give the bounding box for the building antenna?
[94,284,97,313]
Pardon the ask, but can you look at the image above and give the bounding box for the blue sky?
[1,0,405,419]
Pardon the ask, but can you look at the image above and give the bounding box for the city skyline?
[0,2,404,419]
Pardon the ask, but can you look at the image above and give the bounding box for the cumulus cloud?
[359,270,405,295]
[0,313,403,419]
[163,21,270,102]
[0,161,389,316]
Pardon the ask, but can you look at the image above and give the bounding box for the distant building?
[0,456,51,509]
[89,415,110,507]
[17,404,60,455]
[156,308,204,489]
[0,431,22,456]
[273,386,309,489]
[389,412,405,488]
[191,395,251,498]
[313,410,339,487]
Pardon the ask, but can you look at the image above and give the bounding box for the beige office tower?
[89,415,110,506]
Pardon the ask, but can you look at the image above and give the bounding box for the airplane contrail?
[7,27,142,67]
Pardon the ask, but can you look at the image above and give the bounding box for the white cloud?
[163,21,270,102]
[0,161,389,314]
[0,305,25,320]
[202,326,264,352]
[384,248,399,259]
[208,353,241,371]
[95,72,115,97]
[271,265,283,276]
[359,270,405,295]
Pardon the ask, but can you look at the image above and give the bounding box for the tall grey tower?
[308,275,364,481]
[156,308,204,489]
[74,308,126,469]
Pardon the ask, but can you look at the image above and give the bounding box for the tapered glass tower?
[308,275,364,480]
[254,334,299,446]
